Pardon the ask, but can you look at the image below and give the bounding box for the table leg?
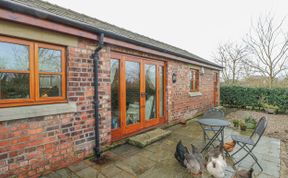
[201,126,224,153]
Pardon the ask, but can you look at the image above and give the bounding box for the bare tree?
[213,42,248,84]
[244,14,288,88]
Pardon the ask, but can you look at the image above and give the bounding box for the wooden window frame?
[0,36,66,108]
[190,69,199,92]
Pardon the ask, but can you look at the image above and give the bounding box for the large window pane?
[40,75,61,97]
[145,64,156,120]
[0,73,29,99]
[0,42,29,70]
[126,61,140,125]
[111,59,120,129]
[159,67,164,117]
[39,48,61,72]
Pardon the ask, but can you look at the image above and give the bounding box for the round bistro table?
[197,118,230,153]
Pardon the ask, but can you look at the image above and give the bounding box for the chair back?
[202,108,224,119]
[250,116,267,142]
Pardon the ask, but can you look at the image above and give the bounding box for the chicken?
[234,168,253,178]
[191,144,205,171]
[206,145,227,178]
[174,140,204,175]
[175,140,189,167]
[223,140,236,152]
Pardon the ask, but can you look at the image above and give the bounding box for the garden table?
[197,118,230,153]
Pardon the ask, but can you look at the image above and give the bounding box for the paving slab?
[75,167,98,178]
[68,161,91,172]
[128,128,171,148]
[55,168,79,178]
[43,120,281,178]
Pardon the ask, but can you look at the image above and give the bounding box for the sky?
[45,0,288,62]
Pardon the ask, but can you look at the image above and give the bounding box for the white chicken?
[206,146,227,178]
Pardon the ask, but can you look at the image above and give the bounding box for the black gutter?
[0,0,223,69]
[92,33,105,160]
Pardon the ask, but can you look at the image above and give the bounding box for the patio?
[41,119,280,178]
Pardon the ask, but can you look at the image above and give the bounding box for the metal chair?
[202,108,225,119]
[201,108,225,144]
[230,116,267,171]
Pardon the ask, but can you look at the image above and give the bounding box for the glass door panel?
[111,59,120,129]
[159,66,164,117]
[125,61,140,126]
[145,64,156,120]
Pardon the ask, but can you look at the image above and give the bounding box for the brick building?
[0,0,222,177]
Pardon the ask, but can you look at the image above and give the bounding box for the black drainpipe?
[92,33,104,160]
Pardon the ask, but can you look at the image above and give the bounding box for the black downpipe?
[92,33,104,159]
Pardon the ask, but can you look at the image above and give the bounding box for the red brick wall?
[166,60,219,123]
[0,39,111,178]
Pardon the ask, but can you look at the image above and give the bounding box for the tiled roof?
[6,0,221,68]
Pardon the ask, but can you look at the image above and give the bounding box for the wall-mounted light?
[172,73,177,83]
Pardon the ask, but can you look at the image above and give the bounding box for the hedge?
[220,86,288,112]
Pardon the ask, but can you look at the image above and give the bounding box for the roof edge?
[0,0,223,69]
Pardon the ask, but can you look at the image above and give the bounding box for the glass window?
[0,41,30,100]
[38,46,64,98]
[0,73,29,99]
[0,42,29,70]
[39,48,62,72]
[0,36,66,107]
[39,75,61,97]
[189,69,199,92]
[110,59,120,129]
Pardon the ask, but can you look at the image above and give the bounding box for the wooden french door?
[110,52,166,140]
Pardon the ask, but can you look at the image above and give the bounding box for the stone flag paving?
[41,120,281,178]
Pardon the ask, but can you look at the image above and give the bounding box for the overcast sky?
[45,0,288,62]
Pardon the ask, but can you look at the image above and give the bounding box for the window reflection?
[111,59,120,129]
[39,75,61,97]
[126,61,140,125]
[0,73,29,99]
[0,42,29,70]
[145,64,156,120]
[0,41,30,100]
[39,48,61,72]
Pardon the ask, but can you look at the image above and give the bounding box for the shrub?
[244,115,257,129]
[220,86,288,113]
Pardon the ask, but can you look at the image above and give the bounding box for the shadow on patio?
[41,119,280,178]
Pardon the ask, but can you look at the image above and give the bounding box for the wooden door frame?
[110,52,167,140]
[123,55,143,134]
[142,60,164,128]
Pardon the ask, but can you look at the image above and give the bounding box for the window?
[0,36,66,107]
[189,69,199,92]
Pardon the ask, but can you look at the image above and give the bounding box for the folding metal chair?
[201,108,225,144]
[230,116,267,171]
[202,108,225,119]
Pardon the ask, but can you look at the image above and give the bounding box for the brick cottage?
[0,0,222,177]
